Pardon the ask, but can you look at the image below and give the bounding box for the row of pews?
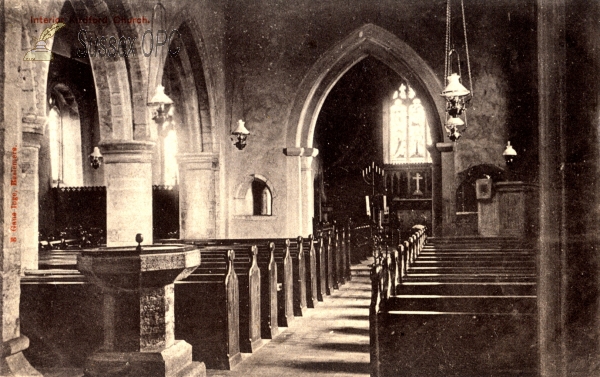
[370,226,538,377]
[21,221,369,371]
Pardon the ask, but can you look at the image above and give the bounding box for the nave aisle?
[207,261,372,377]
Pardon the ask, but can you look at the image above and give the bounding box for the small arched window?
[252,179,272,216]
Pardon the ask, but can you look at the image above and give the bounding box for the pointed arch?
[107,0,151,140]
[46,0,134,141]
[284,24,446,237]
[284,23,446,150]
[151,15,217,153]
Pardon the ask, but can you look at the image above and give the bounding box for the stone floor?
[38,260,372,377]
[207,259,372,377]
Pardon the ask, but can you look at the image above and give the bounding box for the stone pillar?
[284,148,303,237]
[538,0,566,376]
[0,4,42,375]
[20,119,44,271]
[537,1,600,376]
[436,142,456,237]
[177,153,217,239]
[100,141,155,246]
[301,148,318,237]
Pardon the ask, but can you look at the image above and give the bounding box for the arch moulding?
[283,23,449,237]
[284,23,447,150]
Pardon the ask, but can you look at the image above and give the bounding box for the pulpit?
[77,235,206,377]
[477,181,538,238]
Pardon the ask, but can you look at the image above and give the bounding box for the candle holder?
[361,162,386,220]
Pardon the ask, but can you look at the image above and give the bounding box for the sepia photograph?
[0,0,597,376]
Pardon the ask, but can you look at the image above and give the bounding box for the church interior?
[0,0,599,376]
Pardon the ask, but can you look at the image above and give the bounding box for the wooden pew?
[336,226,345,286]
[290,237,307,317]
[170,239,279,340]
[260,242,279,339]
[303,235,319,308]
[246,238,303,319]
[370,264,537,376]
[351,224,372,262]
[344,223,352,282]
[175,249,241,370]
[176,238,294,328]
[194,245,263,354]
[371,226,538,377]
[20,271,102,369]
[324,229,335,293]
[314,231,327,302]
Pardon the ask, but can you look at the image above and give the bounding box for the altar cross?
[412,173,423,196]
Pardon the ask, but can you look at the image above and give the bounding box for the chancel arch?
[284,23,446,236]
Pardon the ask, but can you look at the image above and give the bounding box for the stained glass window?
[386,84,431,164]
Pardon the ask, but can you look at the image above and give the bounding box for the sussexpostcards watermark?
[23,23,65,61]
[76,27,180,59]
[24,16,181,61]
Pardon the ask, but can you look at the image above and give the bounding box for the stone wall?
[19,0,539,239]
[224,0,537,236]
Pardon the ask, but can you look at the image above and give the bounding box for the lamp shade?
[503,141,517,165]
[148,85,173,106]
[89,146,103,169]
[442,73,470,97]
[446,116,465,127]
[233,119,250,135]
[503,141,517,157]
[90,146,103,159]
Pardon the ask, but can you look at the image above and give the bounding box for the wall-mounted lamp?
[89,146,103,169]
[148,85,173,123]
[503,141,517,165]
[231,119,250,150]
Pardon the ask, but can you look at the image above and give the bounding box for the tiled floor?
[207,260,372,377]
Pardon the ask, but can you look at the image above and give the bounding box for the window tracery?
[386,84,431,164]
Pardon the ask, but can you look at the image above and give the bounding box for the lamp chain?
[461,0,473,95]
[445,0,472,97]
[146,2,167,103]
[444,0,451,83]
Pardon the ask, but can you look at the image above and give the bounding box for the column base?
[84,340,206,377]
[0,335,42,377]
